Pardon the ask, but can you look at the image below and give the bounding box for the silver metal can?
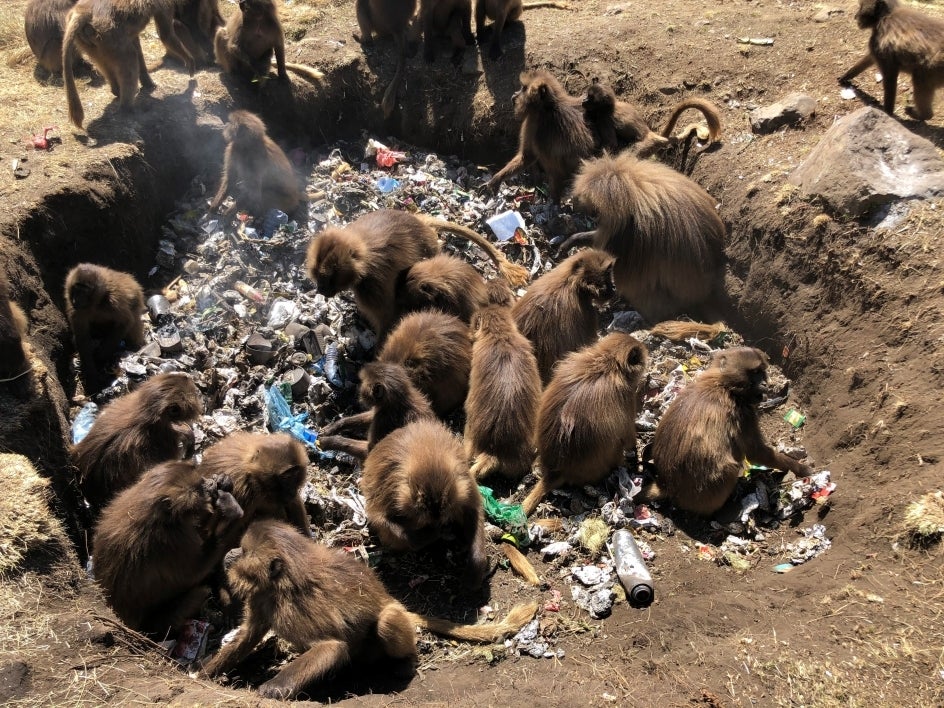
[612,529,654,607]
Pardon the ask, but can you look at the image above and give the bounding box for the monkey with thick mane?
[487,69,596,203]
[646,347,813,515]
[202,520,537,699]
[840,0,944,120]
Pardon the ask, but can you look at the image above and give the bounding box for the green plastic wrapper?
[478,485,530,547]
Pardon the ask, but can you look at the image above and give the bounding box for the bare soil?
[1,0,943,706]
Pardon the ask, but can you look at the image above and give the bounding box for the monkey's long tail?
[660,98,722,142]
[522,1,573,9]
[411,601,537,642]
[284,62,325,84]
[419,215,530,287]
[381,51,406,118]
[62,9,85,129]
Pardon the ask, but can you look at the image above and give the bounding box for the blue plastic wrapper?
[71,402,98,444]
[265,384,319,448]
[261,209,289,239]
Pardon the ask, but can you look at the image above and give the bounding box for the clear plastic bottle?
[612,529,654,607]
[71,402,98,444]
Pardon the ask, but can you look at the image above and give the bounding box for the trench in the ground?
[5,62,840,567]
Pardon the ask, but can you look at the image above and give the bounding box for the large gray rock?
[788,107,944,217]
[750,93,817,134]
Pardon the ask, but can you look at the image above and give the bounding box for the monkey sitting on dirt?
[201,519,537,699]
[647,347,813,516]
[0,282,32,398]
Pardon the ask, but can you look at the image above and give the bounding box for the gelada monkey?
[486,69,596,203]
[25,0,89,74]
[647,347,812,516]
[208,110,303,218]
[199,432,310,535]
[419,0,474,64]
[170,0,223,66]
[214,0,324,83]
[582,80,722,157]
[0,282,32,398]
[362,419,488,586]
[522,332,648,516]
[378,309,472,417]
[395,253,488,324]
[73,372,203,514]
[201,519,538,700]
[318,360,435,460]
[62,0,196,129]
[306,208,528,338]
[475,0,570,60]
[464,279,541,481]
[512,248,614,385]
[840,0,944,121]
[353,0,418,116]
[563,150,725,323]
[64,263,146,393]
[93,463,243,634]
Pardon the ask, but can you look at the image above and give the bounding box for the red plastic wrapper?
[170,619,210,664]
[376,148,407,168]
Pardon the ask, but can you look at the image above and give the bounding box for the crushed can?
[612,529,654,607]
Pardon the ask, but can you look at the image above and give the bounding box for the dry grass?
[904,491,944,545]
[0,454,64,574]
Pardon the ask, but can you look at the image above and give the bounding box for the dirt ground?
[1,0,944,706]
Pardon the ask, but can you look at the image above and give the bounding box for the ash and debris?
[70,135,835,667]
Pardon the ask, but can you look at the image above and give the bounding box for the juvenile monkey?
[582,81,722,156]
[73,373,203,514]
[93,463,243,634]
[64,263,145,393]
[62,0,195,129]
[522,333,648,515]
[395,253,488,324]
[512,249,614,384]
[208,110,303,218]
[306,209,527,338]
[839,0,944,120]
[464,280,541,481]
[647,347,812,516]
[486,70,596,203]
[202,519,537,699]
[25,0,87,74]
[475,0,570,60]
[199,432,310,535]
[565,151,725,323]
[214,0,285,80]
[318,361,435,460]
[171,0,223,66]
[0,282,31,398]
[362,418,488,586]
[353,0,418,116]
[378,309,472,417]
[419,0,474,64]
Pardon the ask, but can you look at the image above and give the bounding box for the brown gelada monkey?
[512,248,615,385]
[353,0,417,116]
[475,0,570,60]
[93,462,243,634]
[64,263,146,393]
[582,80,722,157]
[171,0,223,66]
[647,347,812,516]
[199,432,310,536]
[840,0,944,121]
[73,372,203,515]
[25,0,90,75]
[522,332,648,516]
[362,419,489,586]
[0,281,32,398]
[486,69,596,203]
[564,150,725,323]
[419,0,474,64]
[378,309,472,417]
[201,519,538,700]
[318,360,436,460]
[209,110,303,218]
[464,279,541,481]
[306,209,527,339]
[395,253,488,324]
[214,0,324,83]
[62,0,196,129]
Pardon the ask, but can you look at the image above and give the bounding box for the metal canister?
[612,529,654,607]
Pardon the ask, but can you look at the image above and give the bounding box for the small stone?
[749,93,817,134]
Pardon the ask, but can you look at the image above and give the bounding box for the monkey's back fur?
[396,254,488,323]
[572,151,725,322]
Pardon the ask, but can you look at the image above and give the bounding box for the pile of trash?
[70,136,835,665]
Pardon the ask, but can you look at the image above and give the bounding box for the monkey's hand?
[204,474,243,520]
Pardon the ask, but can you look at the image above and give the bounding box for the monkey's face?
[714,348,770,403]
[68,278,98,310]
[162,377,205,420]
[577,256,617,302]
[307,236,363,297]
[854,0,882,28]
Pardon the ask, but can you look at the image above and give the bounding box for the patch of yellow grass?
[0,454,63,574]
[904,490,944,544]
